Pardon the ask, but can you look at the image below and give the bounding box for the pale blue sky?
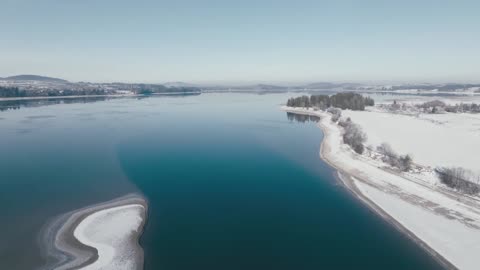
[1,0,479,83]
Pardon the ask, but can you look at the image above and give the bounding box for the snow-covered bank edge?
[282,106,462,270]
[335,173,457,270]
[37,193,148,270]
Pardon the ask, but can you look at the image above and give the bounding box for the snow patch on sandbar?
[73,204,145,270]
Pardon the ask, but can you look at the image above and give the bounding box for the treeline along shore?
[286,92,374,111]
[0,84,201,98]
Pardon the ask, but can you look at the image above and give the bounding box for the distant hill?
[3,75,68,83]
[390,83,480,91]
[225,84,289,90]
[302,82,336,89]
[163,81,196,88]
[256,84,289,90]
[302,82,364,90]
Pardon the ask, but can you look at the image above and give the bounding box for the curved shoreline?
[38,193,148,270]
[284,107,457,270]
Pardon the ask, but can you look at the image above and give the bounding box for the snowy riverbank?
[283,106,480,270]
[39,194,147,270]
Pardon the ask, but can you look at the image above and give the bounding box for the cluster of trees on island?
[286,92,374,111]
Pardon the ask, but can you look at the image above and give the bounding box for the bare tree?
[339,118,367,154]
[376,143,412,172]
[436,167,480,195]
[327,107,342,122]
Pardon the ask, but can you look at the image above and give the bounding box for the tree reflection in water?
[286,112,320,123]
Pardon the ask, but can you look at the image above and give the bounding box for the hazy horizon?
[2,1,479,83]
[3,74,480,86]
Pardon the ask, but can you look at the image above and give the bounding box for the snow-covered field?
[283,106,480,270]
[369,93,480,106]
[73,204,146,270]
[342,109,480,175]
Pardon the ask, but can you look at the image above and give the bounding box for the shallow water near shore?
[0,93,444,269]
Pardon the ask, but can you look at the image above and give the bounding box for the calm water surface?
[0,93,444,269]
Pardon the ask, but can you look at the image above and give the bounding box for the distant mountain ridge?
[163,81,196,88]
[1,75,478,93]
[301,82,364,89]
[2,75,69,83]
